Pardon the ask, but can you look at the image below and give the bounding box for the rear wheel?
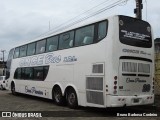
[53,87,64,105]
[67,88,78,109]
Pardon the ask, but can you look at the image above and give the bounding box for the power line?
[50,0,127,35]
[34,0,113,39]
[37,0,128,39]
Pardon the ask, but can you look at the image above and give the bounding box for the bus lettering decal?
[126,78,146,83]
[25,86,43,95]
[45,53,61,64]
[37,55,44,65]
[31,56,38,66]
[19,58,31,67]
[63,56,77,62]
[121,30,150,42]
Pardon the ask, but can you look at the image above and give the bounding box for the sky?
[0,0,160,60]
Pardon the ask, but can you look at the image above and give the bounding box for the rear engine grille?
[122,62,150,76]
[86,91,104,105]
[92,64,103,73]
[138,63,150,73]
[122,62,137,72]
[86,77,103,90]
[86,77,104,105]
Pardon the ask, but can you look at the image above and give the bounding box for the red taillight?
[114,81,117,85]
[114,76,117,80]
[147,97,150,99]
[114,86,117,89]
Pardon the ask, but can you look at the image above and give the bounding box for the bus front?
[108,15,154,107]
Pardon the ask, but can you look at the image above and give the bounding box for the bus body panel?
[6,15,154,108]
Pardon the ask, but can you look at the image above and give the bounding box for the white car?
[0,76,6,90]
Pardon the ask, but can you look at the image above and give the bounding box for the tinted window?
[14,47,20,58]
[21,68,25,79]
[59,31,74,49]
[14,66,49,80]
[44,66,49,80]
[46,36,58,52]
[27,43,36,56]
[25,67,34,80]
[34,67,44,80]
[75,25,94,47]
[14,68,21,79]
[98,21,107,41]
[36,39,46,54]
[119,16,152,48]
[20,45,27,57]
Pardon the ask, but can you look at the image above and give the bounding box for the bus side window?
[27,43,36,56]
[98,21,108,41]
[46,36,58,52]
[75,25,94,47]
[25,68,34,80]
[20,45,27,57]
[14,68,21,79]
[14,47,20,58]
[44,66,49,80]
[36,39,46,54]
[34,67,44,81]
[21,68,26,79]
[59,31,74,50]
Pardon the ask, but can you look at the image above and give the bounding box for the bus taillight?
[114,76,117,80]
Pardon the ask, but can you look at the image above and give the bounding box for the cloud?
[0,0,160,55]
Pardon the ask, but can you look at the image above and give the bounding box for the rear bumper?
[106,94,154,107]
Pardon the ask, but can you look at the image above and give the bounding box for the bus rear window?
[119,16,152,48]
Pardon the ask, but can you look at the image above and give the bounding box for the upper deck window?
[119,16,152,48]
[46,36,58,52]
[20,45,27,57]
[98,21,108,41]
[75,25,94,47]
[14,47,20,58]
[27,43,36,56]
[36,39,46,54]
[59,31,74,49]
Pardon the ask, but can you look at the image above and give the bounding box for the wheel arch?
[52,83,64,98]
[64,84,79,104]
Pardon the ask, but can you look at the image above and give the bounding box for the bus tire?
[67,88,78,109]
[53,86,64,105]
[11,82,17,95]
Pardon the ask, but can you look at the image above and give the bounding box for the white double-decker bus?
[6,15,154,108]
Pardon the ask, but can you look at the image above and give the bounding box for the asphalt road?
[0,90,159,120]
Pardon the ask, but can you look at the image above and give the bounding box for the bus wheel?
[67,88,78,109]
[11,83,16,95]
[53,87,64,105]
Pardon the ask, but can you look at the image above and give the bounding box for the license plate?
[133,98,139,103]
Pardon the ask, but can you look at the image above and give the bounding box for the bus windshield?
[119,15,152,48]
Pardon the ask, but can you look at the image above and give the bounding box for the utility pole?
[1,50,5,76]
[134,0,143,20]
